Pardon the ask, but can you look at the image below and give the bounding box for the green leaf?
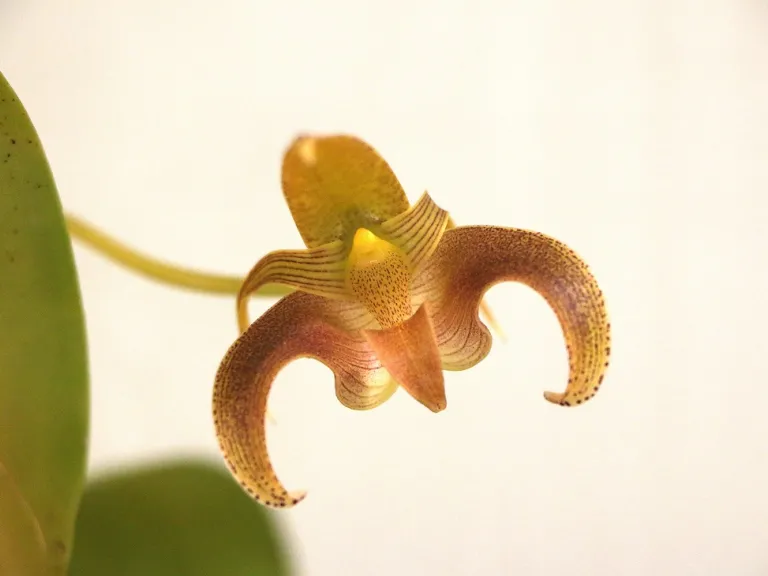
[0,72,89,574]
[0,463,46,575]
[69,460,293,576]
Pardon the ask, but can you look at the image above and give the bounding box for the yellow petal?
[282,135,410,248]
[412,226,610,407]
[214,291,393,509]
[236,240,349,333]
[363,303,447,413]
[378,192,450,270]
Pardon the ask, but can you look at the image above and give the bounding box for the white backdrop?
[2,1,768,574]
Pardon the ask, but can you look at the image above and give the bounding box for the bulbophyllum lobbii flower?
[213,134,611,508]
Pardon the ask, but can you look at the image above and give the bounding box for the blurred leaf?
[69,460,293,576]
[0,71,89,574]
[0,463,45,575]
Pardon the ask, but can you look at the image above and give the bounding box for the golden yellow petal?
[412,226,610,407]
[236,240,349,333]
[214,292,393,509]
[281,135,410,248]
[378,192,450,270]
[363,303,447,413]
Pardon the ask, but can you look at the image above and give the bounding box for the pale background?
[2,1,768,574]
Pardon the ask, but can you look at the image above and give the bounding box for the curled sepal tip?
[214,292,391,508]
[412,226,610,407]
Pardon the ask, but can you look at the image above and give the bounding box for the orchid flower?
[213,134,611,509]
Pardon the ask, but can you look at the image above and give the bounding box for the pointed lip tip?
[425,399,447,413]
